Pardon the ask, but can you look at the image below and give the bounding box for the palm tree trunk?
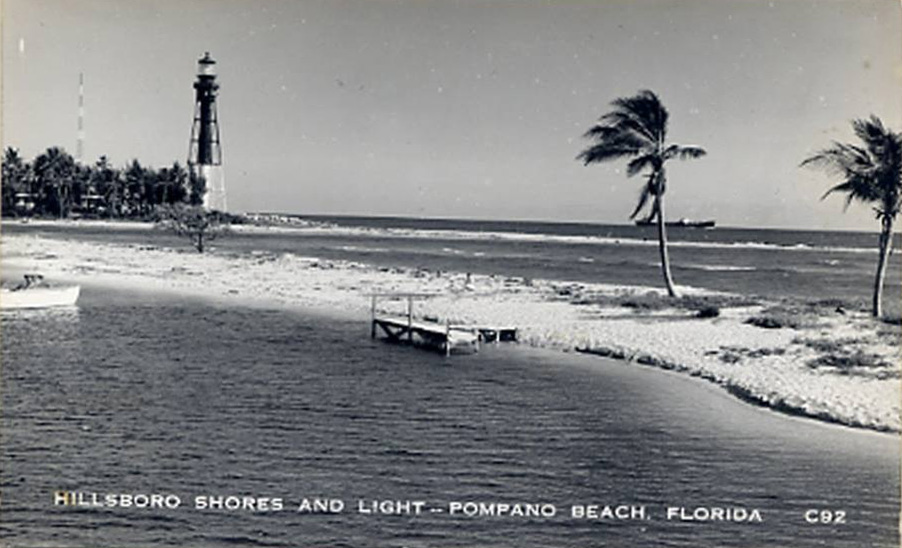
[872,217,893,318]
[654,174,678,298]
[55,186,64,219]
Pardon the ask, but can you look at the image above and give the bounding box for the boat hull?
[635,219,716,228]
[1,286,81,309]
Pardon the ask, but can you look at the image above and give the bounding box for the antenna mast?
[77,72,85,162]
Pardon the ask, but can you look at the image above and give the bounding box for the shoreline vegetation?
[1,147,208,219]
[3,220,899,434]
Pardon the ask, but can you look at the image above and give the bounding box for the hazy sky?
[3,0,901,230]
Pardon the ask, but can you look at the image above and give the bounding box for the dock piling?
[407,296,413,344]
[367,292,515,355]
[370,295,377,339]
[445,321,451,357]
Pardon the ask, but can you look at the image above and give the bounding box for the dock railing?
[368,292,516,355]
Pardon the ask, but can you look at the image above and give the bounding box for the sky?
[2,0,901,231]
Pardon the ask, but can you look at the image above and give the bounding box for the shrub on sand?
[806,351,892,372]
[155,205,231,253]
[745,306,820,329]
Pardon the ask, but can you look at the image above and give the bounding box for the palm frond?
[577,142,643,165]
[583,123,648,147]
[633,173,662,222]
[852,116,888,153]
[629,177,655,219]
[843,192,856,211]
[610,90,668,143]
[642,202,660,224]
[663,144,707,161]
[801,142,874,177]
[577,127,647,165]
[626,154,655,177]
[821,173,880,203]
[582,125,621,141]
[820,181,855,201]
[599,110,657,144]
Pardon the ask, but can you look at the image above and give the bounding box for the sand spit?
[3,232,899,433]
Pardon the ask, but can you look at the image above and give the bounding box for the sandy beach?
[3,221,899,433]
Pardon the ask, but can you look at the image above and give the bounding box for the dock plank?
[368,293,516,355]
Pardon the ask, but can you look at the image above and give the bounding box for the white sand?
[3,230,899,432]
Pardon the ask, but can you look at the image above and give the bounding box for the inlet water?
[1,286,898,547]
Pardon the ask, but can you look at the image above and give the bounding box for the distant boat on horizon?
[635,218,716,229]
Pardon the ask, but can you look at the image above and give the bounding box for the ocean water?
[6,217,900,310]
[1,285,899,547]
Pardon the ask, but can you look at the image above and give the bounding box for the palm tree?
[123,159,147,215]
[91,155,123,217]
[2,147,30,215]
[33,147,77,217]
[159,161,189,205]
[801,115,902,318]
[577,89,706,297]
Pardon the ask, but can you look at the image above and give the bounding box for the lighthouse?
[187,52,226,211]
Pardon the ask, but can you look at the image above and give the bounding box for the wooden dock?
[369,293,517,355]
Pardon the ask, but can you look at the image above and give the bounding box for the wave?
[237,224,877,255]
[682,264,757,272]
[337,245,393,254]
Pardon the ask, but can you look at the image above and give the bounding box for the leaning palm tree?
[577,89,706,297]
[801,115,902,318]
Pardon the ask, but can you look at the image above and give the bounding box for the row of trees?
[1,146,205,218]
[3,96,897,317]
[578,89,900,318]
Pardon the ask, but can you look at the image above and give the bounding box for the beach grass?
[567,289,760,313]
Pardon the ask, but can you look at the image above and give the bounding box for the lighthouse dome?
[197,52,216,76]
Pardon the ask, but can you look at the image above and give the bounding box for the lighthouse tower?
[187,52,226,211]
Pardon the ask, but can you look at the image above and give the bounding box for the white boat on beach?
[1,275,80,310]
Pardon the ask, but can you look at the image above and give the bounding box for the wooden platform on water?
[369,293,517,356]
